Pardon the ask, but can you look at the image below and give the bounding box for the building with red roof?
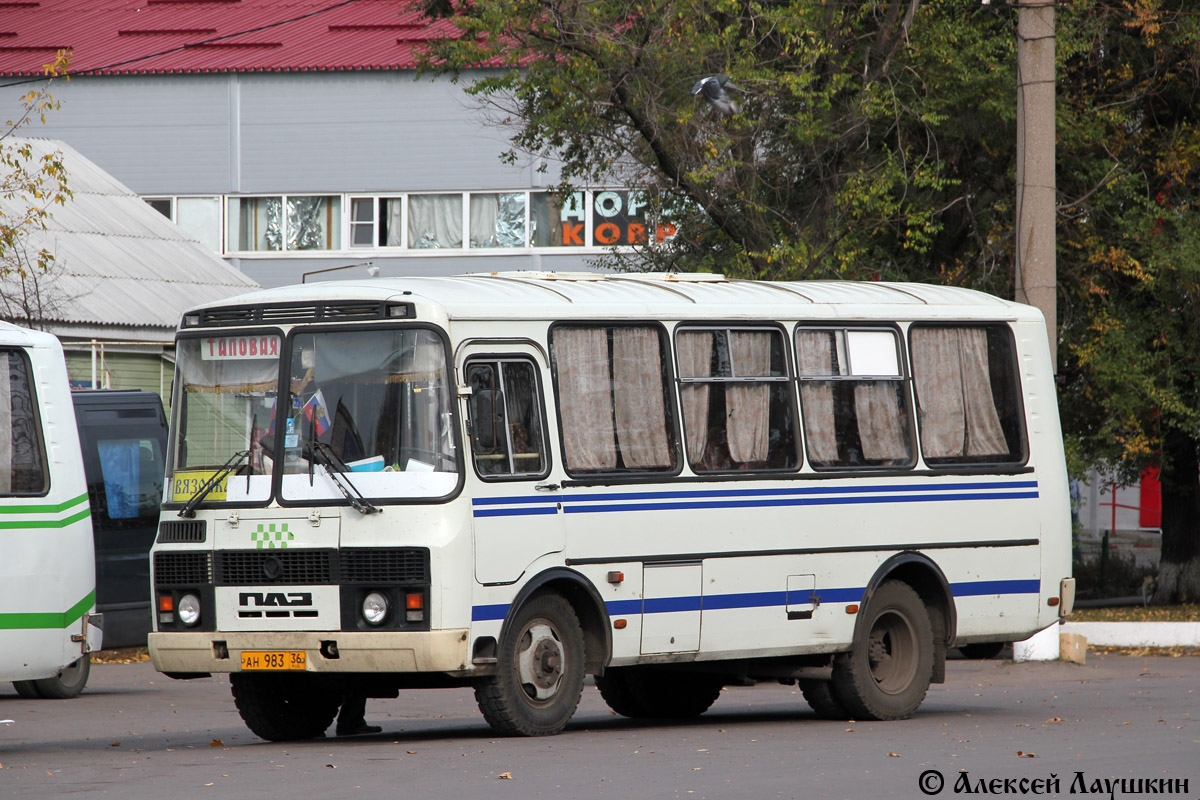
[0,0,644,288]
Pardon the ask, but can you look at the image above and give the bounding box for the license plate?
[240,651,306,671]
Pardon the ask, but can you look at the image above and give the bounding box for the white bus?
[148,273,1074,740]
[1,322,101,699]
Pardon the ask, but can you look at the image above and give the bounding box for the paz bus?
[1,322,101,699]
[148,272,1074,740]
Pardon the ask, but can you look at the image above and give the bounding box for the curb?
[1059,622,1200,648]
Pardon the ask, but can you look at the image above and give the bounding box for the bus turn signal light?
[158,595,174,612]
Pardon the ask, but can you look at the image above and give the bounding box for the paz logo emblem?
[251,523,293,550]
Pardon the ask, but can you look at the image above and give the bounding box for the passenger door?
[460,344,564,585]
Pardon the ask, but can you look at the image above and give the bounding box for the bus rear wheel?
[474,593,585,736]
[230,673,341,741]
[831,580,933,721]
[595,667,723,719]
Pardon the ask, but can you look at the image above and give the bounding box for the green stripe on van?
[0,493,91,530]
[0,590,95,630]
[0,492,89,514]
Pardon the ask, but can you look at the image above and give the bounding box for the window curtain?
[98,439,140,519]
[385,199,404,246]
[796,330,838,463]
[853,383,909,461]
[912,328,1007,458]
[958,329,1008,456]
[0,356,11,494]
[677,331,713,464]
[555,328,617,470]
[612,328,671,468]
[727,331,771,464]
[408,194,463,248]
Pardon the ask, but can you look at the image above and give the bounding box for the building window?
[796,327,913,470]
[145,196,222,253]
[909,325,1025,465]
[470,192,526,248]
[550,324,678,475]
[677,327,798,472]
[531,191,585,247]
[227,195,341,252]
[408,193,463,249]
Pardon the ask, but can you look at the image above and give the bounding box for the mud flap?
[932,637,947,684]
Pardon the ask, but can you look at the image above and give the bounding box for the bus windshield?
[169,328,458,507]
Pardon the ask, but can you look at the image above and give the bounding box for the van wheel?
[230,674,340,741]
[474,593,585,736]
[16,657,91,699]
[799,679,850,720]
[595,667,723,719]
[832,580,933,721]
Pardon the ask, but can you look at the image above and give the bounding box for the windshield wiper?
[305,441,381,515]
[178,449,249,518]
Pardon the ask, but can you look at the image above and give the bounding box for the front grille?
[216,549,334,585]
[157,520,207,544]
[341,547,429,583]
[154,551,213,585]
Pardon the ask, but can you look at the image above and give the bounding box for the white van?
[1,322,101,698]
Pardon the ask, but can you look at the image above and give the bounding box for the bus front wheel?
[475,592,585,736]
[230,673,341,741]
[831,580,934,721]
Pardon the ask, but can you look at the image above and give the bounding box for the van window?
[0,349,47,495]
[550,324,678,475]
[796,327,914,469]
[677,327,798,472]
[466,358,549,478]
[909,325,1025,465]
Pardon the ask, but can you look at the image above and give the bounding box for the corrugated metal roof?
[0,137,260,332]
[0,0,474,76]
[190,272,1036,325]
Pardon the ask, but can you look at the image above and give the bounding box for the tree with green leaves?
[1,51,72,279]
[1055,0,1200,602]
[423,0,1200,601]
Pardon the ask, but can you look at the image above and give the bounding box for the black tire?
[31,656,91,699]
[474,593,585,736]
[831,580,934,721]
[595,667,723,719]
[229,673,341,742]
[958,642,1006,660]
[799,679,850,720]
[12,680,43,699]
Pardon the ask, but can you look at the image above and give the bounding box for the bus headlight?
[177,593,202,627]
[362,592,389,626]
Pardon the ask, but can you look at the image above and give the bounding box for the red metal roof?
[0,0,467,76]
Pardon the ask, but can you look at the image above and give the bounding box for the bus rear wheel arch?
[474,591,586,736]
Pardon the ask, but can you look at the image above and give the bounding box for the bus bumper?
[148,629,471,674]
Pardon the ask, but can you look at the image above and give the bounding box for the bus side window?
[0,349,48,495]
[677,327,798,472]
[796,327,914,470]
[909,324,1026,465]
[466,359,548,479]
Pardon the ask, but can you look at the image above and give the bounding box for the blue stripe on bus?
[472,480,1038,506]
[470,580,1040,621]
[472,481,1039,517]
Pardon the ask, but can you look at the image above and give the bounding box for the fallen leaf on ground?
[498,772,513,780]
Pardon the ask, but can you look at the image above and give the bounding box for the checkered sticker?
[251,523,294,549]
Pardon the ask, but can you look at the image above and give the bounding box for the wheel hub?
[516,621,566,702]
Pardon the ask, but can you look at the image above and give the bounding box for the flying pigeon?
[690,74,742,117]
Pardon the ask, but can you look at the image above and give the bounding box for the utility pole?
[1014,1,1057,368]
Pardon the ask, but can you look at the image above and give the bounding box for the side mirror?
[469,388,504,454]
